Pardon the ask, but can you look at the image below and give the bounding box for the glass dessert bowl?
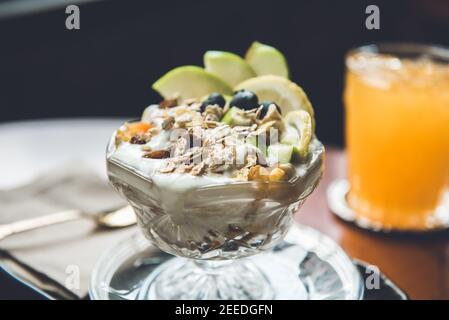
[106,43,325,299]
[107,136,323,299]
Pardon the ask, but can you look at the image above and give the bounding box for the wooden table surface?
[296,147,449,300]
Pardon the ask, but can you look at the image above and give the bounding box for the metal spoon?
[0,206,136,241]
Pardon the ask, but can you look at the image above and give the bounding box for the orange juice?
[344,45,449,230]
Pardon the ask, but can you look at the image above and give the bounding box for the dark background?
[0,0,448,146]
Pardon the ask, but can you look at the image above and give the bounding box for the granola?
[115,92,312,182]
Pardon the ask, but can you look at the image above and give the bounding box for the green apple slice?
[267,144,294,164]
[234,75,315,131]
[152,66,233,100]
[220,106,240,125]
[204,51,256,87]
[282,110,312,159]
[245,41,289,78]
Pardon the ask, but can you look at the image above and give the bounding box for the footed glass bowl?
[106,130,324,299]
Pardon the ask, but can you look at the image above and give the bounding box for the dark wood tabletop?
[296,147,449,300]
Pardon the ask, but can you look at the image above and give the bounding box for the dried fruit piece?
[143,150,170,159]
[115,122,153,144]
[130,135,147,145]
[128,122,152,134]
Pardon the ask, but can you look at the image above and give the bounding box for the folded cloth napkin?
[0,162,138,299]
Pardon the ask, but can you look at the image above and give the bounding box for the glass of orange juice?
[344,43,449,231]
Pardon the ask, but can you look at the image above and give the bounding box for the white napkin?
[0,162,138,299]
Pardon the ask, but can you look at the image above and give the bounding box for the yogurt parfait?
[106,42,324,299]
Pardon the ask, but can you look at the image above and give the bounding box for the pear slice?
[204,51,256,87]
[245,41,289,78]
[152,66,233,100]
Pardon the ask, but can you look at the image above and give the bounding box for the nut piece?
[143,150,170,159]
[269,168,288,181]
[160,161,176,173]
[175,163,194,173]
[204,120,219,128]
[278,163,295,179]
[231,108,257,126]
[203,105,224,122]
[159,98,178,108]
[190,163,206,176]
[162,116,175,130]
[248,165,270,182]
[232,167,250,181]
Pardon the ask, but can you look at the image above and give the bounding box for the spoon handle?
[0,210,84,240]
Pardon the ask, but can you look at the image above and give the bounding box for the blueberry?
[258,101,281,119]
[229,90,259,111]
[200,93,226,112]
